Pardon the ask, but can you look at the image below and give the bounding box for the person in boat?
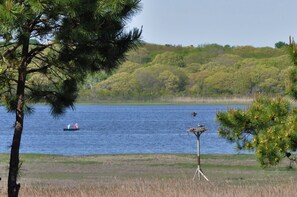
[67,124,71,129]
[74,123,79,129]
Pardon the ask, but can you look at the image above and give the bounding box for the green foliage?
[204,71,234,95]
[152,52,185,67]
[0,1,142,195]
[287,42,297,99]
[79,43,291,101]
[0,0,142,114]
[184,44,226,64]
[217,96,297,167]
[231,46,284,59]
[275,41,288,49]
[126,47,151,64]
[96,72,139,99]
[215,40,297,168]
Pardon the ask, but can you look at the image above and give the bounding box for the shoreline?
[77,96,253,105]
[0,151,255,157]
[1,96,255,106]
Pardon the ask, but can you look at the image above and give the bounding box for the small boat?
[64,123,79,131]
[63,128,80,131]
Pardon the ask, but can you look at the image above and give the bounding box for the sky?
[127,0,297,47]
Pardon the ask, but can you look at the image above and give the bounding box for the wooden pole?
[192,132,209,181]
[193,133,200,180]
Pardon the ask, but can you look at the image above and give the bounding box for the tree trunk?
[8,73,26,197]
[8,33,29,197]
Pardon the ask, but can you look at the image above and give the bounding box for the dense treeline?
[79,43,292,101]
[216,41,297,167]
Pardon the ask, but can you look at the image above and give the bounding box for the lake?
[0,104,249,155]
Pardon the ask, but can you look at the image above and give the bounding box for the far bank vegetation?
[78,43,291,102]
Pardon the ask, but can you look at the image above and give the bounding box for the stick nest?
[187,127,207,134]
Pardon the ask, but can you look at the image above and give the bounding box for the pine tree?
[288,37,297,98]
[0,1,142,196]
[217,95,297,167]
[216,38,297,167]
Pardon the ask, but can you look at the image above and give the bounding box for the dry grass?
[93,96,254,104]
[158,96,253,104]
[0,154,296,196]
[1,179,297,197]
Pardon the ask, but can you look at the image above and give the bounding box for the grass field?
[0,154,296,196]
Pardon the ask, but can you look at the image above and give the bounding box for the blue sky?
[127,0,297,47]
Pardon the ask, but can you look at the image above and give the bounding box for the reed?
[0,178,296,197]
[159,96,253,104]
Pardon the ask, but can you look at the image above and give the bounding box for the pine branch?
[2,43,21,58]
[27,43,53,63]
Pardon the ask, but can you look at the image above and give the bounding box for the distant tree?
[0,0,141,196]
[117,61,141,73]
[127,47,151,64]
[204,71,234,95]
[97,72,138,98]
[184,44,225,64]
[158,70,180,93]
[134,68,160,96]
[232,46,283,58]
[78,41,291,100]
[152,52,185,67]
[275,41,288,49]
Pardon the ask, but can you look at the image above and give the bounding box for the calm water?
[0,104,248,155]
